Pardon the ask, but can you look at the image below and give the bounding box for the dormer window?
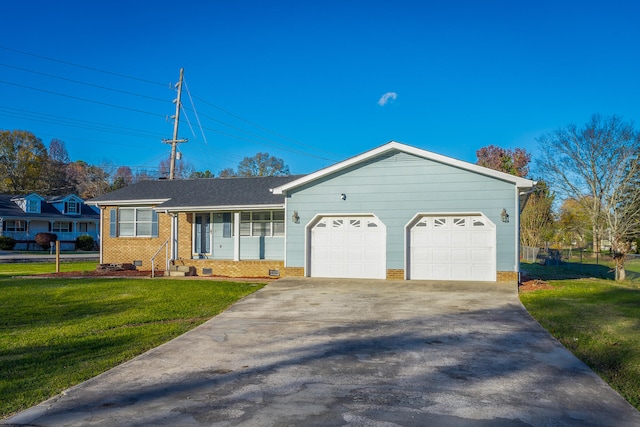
[27,199,39,213]
[66,200,79,214]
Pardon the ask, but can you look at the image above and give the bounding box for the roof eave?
[156,203,285,213]
[86,199,171,207]
[273,141,537,194]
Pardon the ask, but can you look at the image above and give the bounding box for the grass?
[520,261,640,410]
[0,261,99,277]
[0,262,265,419]
[539,254,640,281]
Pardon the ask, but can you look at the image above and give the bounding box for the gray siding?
[285,151,518,272]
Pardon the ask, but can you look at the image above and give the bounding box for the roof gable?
[273,141,536,194]
[11,193,45,202]
[47,194,82,204]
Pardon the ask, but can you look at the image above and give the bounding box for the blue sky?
[2,0,639,178]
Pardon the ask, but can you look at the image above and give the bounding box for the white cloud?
[377,92,397,106]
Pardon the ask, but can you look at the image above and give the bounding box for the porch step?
[164,265,196,277]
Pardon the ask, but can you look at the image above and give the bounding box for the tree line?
[0,130,290,199]
[3,113,639,280]
[477,114,640,281]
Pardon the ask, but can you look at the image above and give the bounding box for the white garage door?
[409,215,496,281]
[310,216,386,279]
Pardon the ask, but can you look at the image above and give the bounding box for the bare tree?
[66,161,110,199]
[602,152,640,280]
[218,167,237,178]
[537,114,640,280]
[159,156,194,179]
[237,152,290,177]
[44,139,72,195]
[520,181,555,248]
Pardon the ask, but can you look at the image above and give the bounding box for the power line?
[3,46,340,167]
[0,79,166,118]
[191,93,341,159]
[0,63,170,103]
[180,105,336,161]
[0,106,165,140]
[0,45,166,87]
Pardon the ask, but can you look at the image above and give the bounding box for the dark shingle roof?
[87,175,304,209]
[0,194,99,219]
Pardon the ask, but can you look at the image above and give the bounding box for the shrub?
[35,232,57,250]
[0,236,16,250]
[75,235,95,251]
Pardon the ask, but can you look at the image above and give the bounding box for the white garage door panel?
[310,216,386,279]
[410,215,496,281]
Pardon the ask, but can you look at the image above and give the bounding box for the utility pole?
[162,68,187,179]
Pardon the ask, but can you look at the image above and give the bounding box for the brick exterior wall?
[386,269,405,279]
[284,267,305,277]
[101,207,285,278]
[497,271,518,282]
[187,259,285,278]
[100,206,173,270]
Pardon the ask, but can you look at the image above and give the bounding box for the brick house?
[87,142,536,281]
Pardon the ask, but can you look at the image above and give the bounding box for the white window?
[118,208,156,237]
[272,211,284,236]
[27,200,39,213]
[239,211,285,237]
[4,220,26,232]
[53,222,72,233]
[67,200,79,214]
[78,223,88,233]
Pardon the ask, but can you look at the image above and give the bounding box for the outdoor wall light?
[501,208,510,223]
[341,193,347,201]
[292,210,300,224]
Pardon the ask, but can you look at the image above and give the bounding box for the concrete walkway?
[3,278,639,426]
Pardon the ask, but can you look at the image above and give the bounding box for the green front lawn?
[0,261,99,277]
[0,263,265,419]
[520,262,640,410]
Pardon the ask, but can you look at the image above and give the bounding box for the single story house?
[87,141,536,281]
[0,193,100,250]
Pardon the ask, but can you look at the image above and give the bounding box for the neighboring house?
[87,142,536,281]
[0,193,100,250]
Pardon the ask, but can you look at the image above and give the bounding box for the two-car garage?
[274,143,536,283]
[307,214,496,281]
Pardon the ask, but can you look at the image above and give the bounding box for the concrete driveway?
[4,278,639,426]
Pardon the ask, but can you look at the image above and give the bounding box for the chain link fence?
[521,246,640,279]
